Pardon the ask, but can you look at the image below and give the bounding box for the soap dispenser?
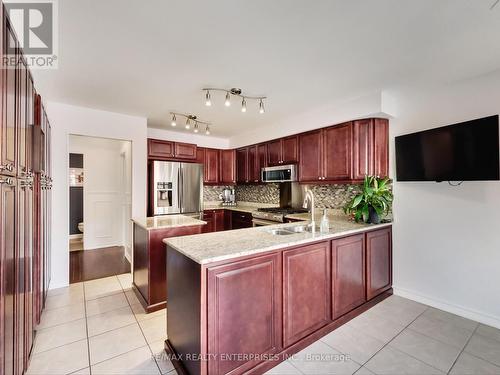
[320,209,329,234]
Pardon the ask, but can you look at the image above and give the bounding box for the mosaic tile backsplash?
[204,183,362,209]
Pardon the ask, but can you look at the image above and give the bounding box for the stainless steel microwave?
[261,164,298,183]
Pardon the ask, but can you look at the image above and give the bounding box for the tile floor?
[27,275,500,375]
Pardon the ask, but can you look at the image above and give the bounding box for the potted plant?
[344,176,393,224]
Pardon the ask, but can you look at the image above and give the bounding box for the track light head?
[185,118,191,129]
[259,100,265,114]
[205,125,210,135]
[241,98,247,113]
[205,90,212,106]
[194,122,199,133]
[171,114,177,126]
[224,92,231,107]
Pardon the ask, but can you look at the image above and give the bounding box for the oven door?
[252,218,279,227]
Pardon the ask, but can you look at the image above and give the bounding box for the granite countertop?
[132,215,207,231]
[164,215,392,265]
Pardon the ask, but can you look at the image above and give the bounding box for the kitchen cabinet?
[332,233,366,319]
[248,145,259,183]
[283,242,331,347]
[223,209,232,230]
[219,149,236,184]
[267,136,298,166]
[207,253,282,375]
[366,227,392,300]
[352,119,389,180]
[231,210,253,229]
[298,122,352,182]
[236,148,248,184]
[202,210,225,233]
[203,148,219,184]
[236,145,261,184]
[257,143,267,179]
[147,138,197,160]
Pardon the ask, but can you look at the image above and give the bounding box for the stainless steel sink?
[267,229,295,236]
[267,225,321,236]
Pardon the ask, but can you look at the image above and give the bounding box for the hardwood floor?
[70,246,131,283]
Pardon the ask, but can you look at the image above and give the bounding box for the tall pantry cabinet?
[0,4,52,375]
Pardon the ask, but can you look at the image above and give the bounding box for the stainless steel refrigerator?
[152,161,203,216]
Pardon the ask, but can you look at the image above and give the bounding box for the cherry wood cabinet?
[236,145,262,184]
[298,130,323,182]
[366,227,392,300]
[207,253,282,375]
[230,210,253,229]
[332,234,366,319]
[236,148,248,184]
[283,242,331,347]
[219,149,236,184]
[248,145,259,183]
[352,119,389,180]
[267,136,298,166]
[147,138,197,160]
[257,143,267,179]
[202,210,225,233]
[203,148,219,184]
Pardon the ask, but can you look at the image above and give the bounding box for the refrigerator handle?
[178,165,183,212]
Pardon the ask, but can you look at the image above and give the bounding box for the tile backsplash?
[204,183,361,209]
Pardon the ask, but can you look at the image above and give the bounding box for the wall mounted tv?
[395,115,500,182]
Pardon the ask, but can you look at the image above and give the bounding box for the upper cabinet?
[203,148,219,184]
[236,148,249,184]
[267,136,298,166]
[236,144,266,184]
[147,138,197,160]
[219,149,236,185]
[352,119,389,180]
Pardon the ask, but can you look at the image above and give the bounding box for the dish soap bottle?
[320,209,329,233]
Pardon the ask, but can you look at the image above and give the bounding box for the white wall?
[69,136,132,251]
[390,71,500,328]
[47,102,147,289]
[147,127,230,149]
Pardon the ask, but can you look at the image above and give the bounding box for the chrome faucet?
[302,189,316,231]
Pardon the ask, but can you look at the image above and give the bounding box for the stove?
[252,207,308,224]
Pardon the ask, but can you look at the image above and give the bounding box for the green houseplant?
[344,176,393,224]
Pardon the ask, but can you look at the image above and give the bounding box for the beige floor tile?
[422,308,478,332]
[347,309,406,343]
[87,305,136,337]
[48,282,84,297]
[321,324,385,364]
[389,329,462,373]
[476,324,500,343]
[89,323,146,365]
[38,302,86,329]
[139,315,167,344]
[464,332,500,366]
[45,288,85,310]
[265,360,302,374]
[117,273,133,290]
[290,340,361,375]
[86,292,129,317]
[26,339,89,375]
[33,318,87,354]
[365,346,444,375]
[125,289,142,306]
[131,303,166,322]
[368,296,427,326]
[408,314,474,348]
[84,276,123,300]
[450,352,500,375]
[354,366,375,375]
[70,367,91,375]
[149,340,175,374]
[91,346,160,374]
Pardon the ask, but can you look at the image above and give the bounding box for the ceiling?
[32,0,500,138]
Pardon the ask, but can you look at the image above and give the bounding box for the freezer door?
[180,163,203,214]
[153,161,181,215]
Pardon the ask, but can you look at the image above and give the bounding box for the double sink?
[267,224,321,236]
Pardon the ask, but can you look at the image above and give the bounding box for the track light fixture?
[169,112,212,135]
[202,87,267,114]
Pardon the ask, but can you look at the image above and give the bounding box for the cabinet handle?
[0,163,14,172]
[0,177,14,185]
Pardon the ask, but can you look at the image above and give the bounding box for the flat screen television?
[395,115,500,182]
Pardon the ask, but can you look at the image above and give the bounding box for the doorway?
[68,135,132,283]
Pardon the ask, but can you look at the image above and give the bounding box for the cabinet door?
[219,149,236,184]
[1,178,16,375]
[352,119,373,180]
[257,143,267,181]
[282,136,298,164]
[148,139,174,159]
[267,140,282,166]
[323,122,352,181]
[366,228,392,300]
[223,209,232,230]
[332,234,366,319]
[214,210,225,232]
[231,211,253,229]
[174,142,197,159]
[373,119,389,178]
[283,242,331,347]
[236,148,248,184]
[299,130,323,182]
[24,178,34,367]
[18,59,28,177]
[248,145,259,183]
[207,253,282,375]
[1,22,17,176]
[204,148,219,184]
[16,179,26,375]
[202,211,215,233]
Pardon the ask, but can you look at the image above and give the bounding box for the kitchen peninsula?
[164,217,392,375]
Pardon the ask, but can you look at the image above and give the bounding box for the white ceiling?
[32,0,500,138]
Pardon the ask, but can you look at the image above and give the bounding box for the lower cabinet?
[332,234,366,319]
[202,210,225,233]
[283,242,331,347]
[207,253,282,375]
[366,227,392,300]
[230,211,253,229]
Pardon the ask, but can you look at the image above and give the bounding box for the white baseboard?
[393,286,500,330]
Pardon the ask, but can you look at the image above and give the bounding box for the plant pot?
[368,207,381,224]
